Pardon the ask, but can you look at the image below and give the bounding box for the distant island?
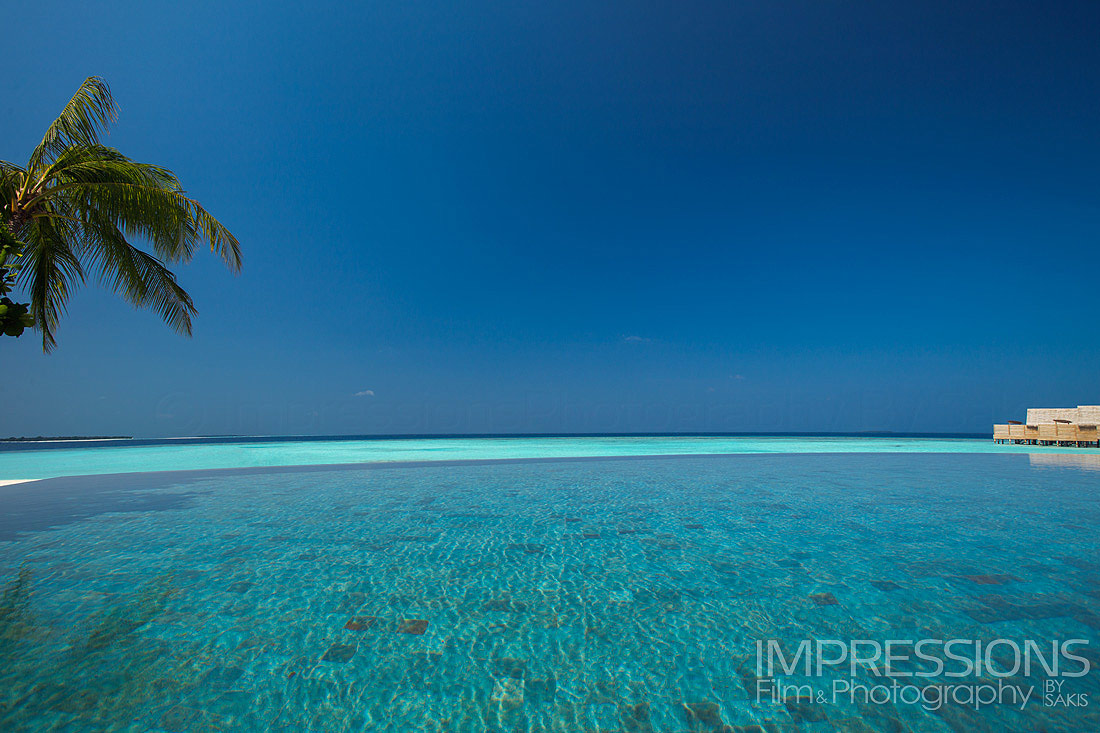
[2,436,132,442]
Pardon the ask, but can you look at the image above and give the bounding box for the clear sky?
[2,1,1098,437]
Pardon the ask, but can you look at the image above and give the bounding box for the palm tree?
[0,77,240,351]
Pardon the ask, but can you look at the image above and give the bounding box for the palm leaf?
[0,162,26,204]
[18,214,85,351]
[27,77,116,171]
[37,180,240,271]
[30,146,241,270]
[78,212,196,336]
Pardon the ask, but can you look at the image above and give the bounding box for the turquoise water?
[2,435,1096,480]
[1,451,1098,731]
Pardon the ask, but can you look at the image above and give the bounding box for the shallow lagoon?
[2,434,1097,480]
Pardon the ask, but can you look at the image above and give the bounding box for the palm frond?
[191,201,242,271]
[36,179,240,270]
[30,145,240,269]
[30,147,194,260]
[28,77,116,171]
[0,162,27,214]
[78,212,196,335]
[18,215,85,351]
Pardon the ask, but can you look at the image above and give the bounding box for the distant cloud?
[354,389,375,397]
[731,374,745,381]
[622,335,652,343]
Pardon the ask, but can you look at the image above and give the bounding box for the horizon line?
[0,430,989,449]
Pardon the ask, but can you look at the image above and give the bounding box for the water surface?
[1,434,1093,480]
[1,452,1097,731]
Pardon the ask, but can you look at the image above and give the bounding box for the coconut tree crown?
[0,77,240,351]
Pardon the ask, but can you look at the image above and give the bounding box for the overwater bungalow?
[993,405,1100,446]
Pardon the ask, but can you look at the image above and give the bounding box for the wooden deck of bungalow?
[994,405,1100,446]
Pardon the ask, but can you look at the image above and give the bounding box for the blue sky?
[2,1,1098,437]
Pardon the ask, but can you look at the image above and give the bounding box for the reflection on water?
[0,566,34,648]
[1030,452,1100,471]
[0,571,189,729]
